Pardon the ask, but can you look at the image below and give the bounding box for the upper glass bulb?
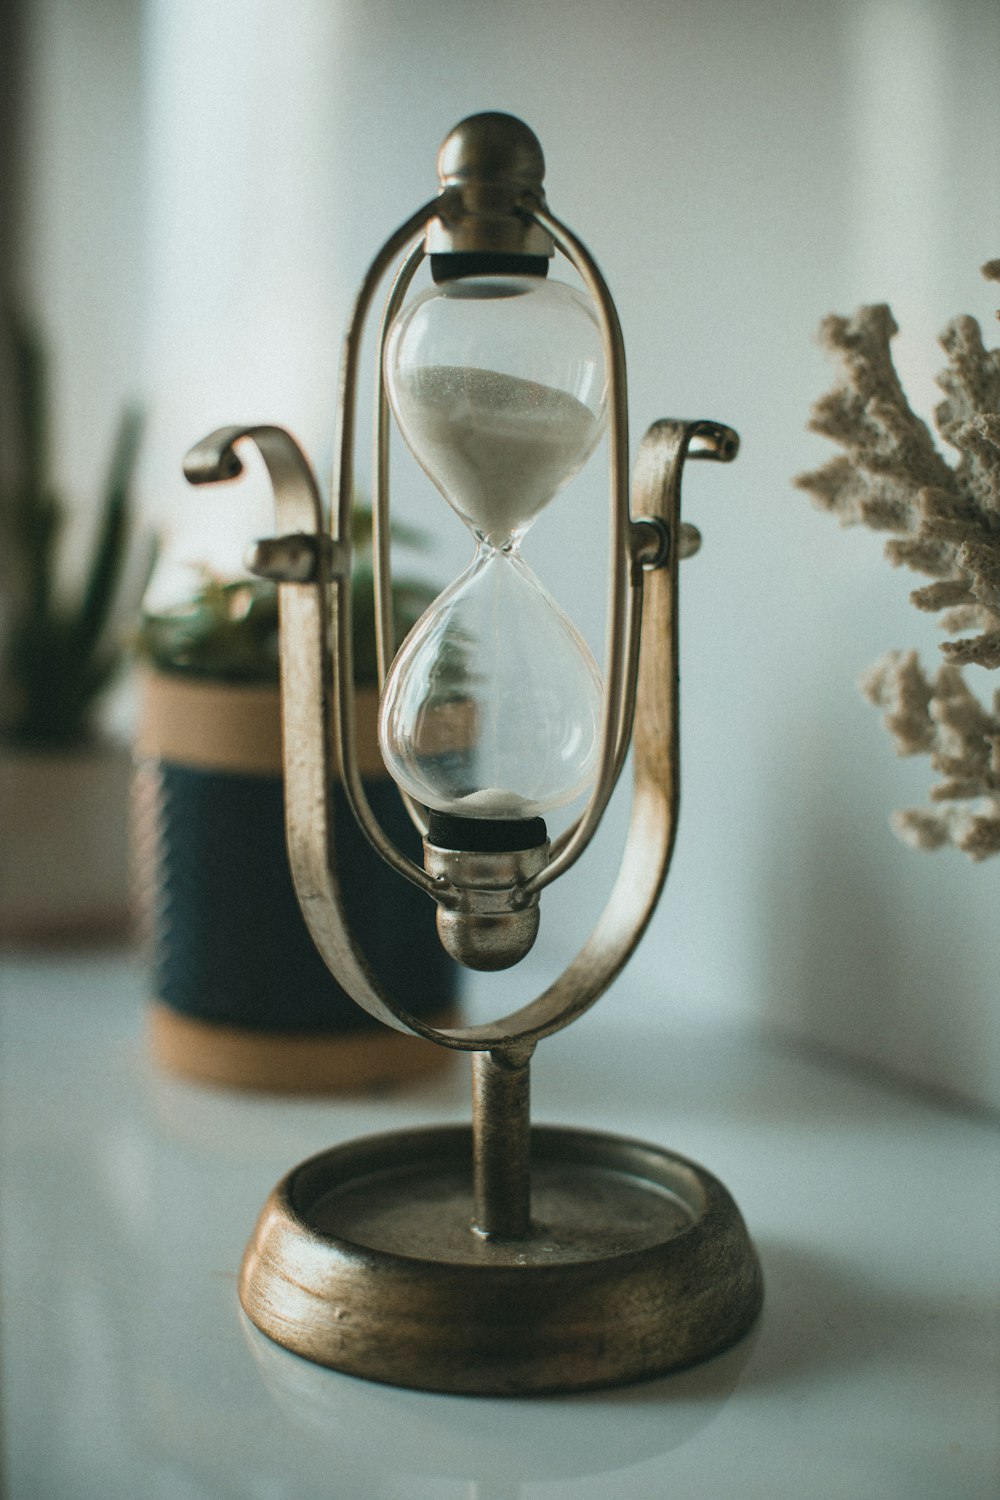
[384,275,606,545]
[379,271,608,823]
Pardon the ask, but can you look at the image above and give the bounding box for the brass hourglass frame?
[185,113,762,1394]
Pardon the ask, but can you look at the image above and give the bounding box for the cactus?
[0,319,146,747]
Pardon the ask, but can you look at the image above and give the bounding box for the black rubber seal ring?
[426,810,548,852]
[430,252,550,284]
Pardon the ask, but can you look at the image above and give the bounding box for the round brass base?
[239,1125,763,1396]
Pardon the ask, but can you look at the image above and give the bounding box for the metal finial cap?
[427,112,553,260]
[437,112,545,192]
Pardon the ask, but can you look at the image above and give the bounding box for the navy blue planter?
[136,675,457,1091]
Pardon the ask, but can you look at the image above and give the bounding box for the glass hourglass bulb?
[378,272,607,825]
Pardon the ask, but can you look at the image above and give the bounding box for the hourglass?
[185,113,762,1394]
[380,260,607,968]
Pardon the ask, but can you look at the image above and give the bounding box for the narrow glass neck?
[472,529,524,557]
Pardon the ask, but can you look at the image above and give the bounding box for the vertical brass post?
[472,1046,534,1240]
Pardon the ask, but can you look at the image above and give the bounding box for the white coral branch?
[800,262,1000,858]
[859,650,935,755]
[940,631,1000,670]
[891,808,952,851]
[892,803,1000,861]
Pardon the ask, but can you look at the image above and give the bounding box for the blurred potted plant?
[133,508,459,1091]
[0,319,147,942]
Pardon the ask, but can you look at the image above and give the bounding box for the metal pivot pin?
[186,113,762,1396]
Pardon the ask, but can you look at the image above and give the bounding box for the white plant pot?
[0,738,133,943]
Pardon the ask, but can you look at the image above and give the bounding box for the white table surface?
[1,949,998,1500]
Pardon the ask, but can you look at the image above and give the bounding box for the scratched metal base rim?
[239,1124,763,1395]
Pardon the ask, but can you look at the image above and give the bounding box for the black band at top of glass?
[430,252,550,284]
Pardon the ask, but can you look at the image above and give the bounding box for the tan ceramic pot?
[0,738,133,944]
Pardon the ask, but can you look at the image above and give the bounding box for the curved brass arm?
[185,424,436,1037]
[186,417,735,1051]
[373,238,430,841]
[433,417,739,1049]
[328,199,444,890]
[523,205,633,893]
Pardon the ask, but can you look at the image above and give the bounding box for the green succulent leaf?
[1,318,146,746]
[138,510,436,687]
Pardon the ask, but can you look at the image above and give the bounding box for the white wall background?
[16,0,145,579]
[18,0,1000,1108]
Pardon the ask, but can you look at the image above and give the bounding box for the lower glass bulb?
[378,545,602,821]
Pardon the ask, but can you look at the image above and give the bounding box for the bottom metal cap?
[239,1124,763,1396]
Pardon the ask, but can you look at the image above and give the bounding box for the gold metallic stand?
[240,1122,761,1395]
[187,113,763,1396]
[191,416,763,1394]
